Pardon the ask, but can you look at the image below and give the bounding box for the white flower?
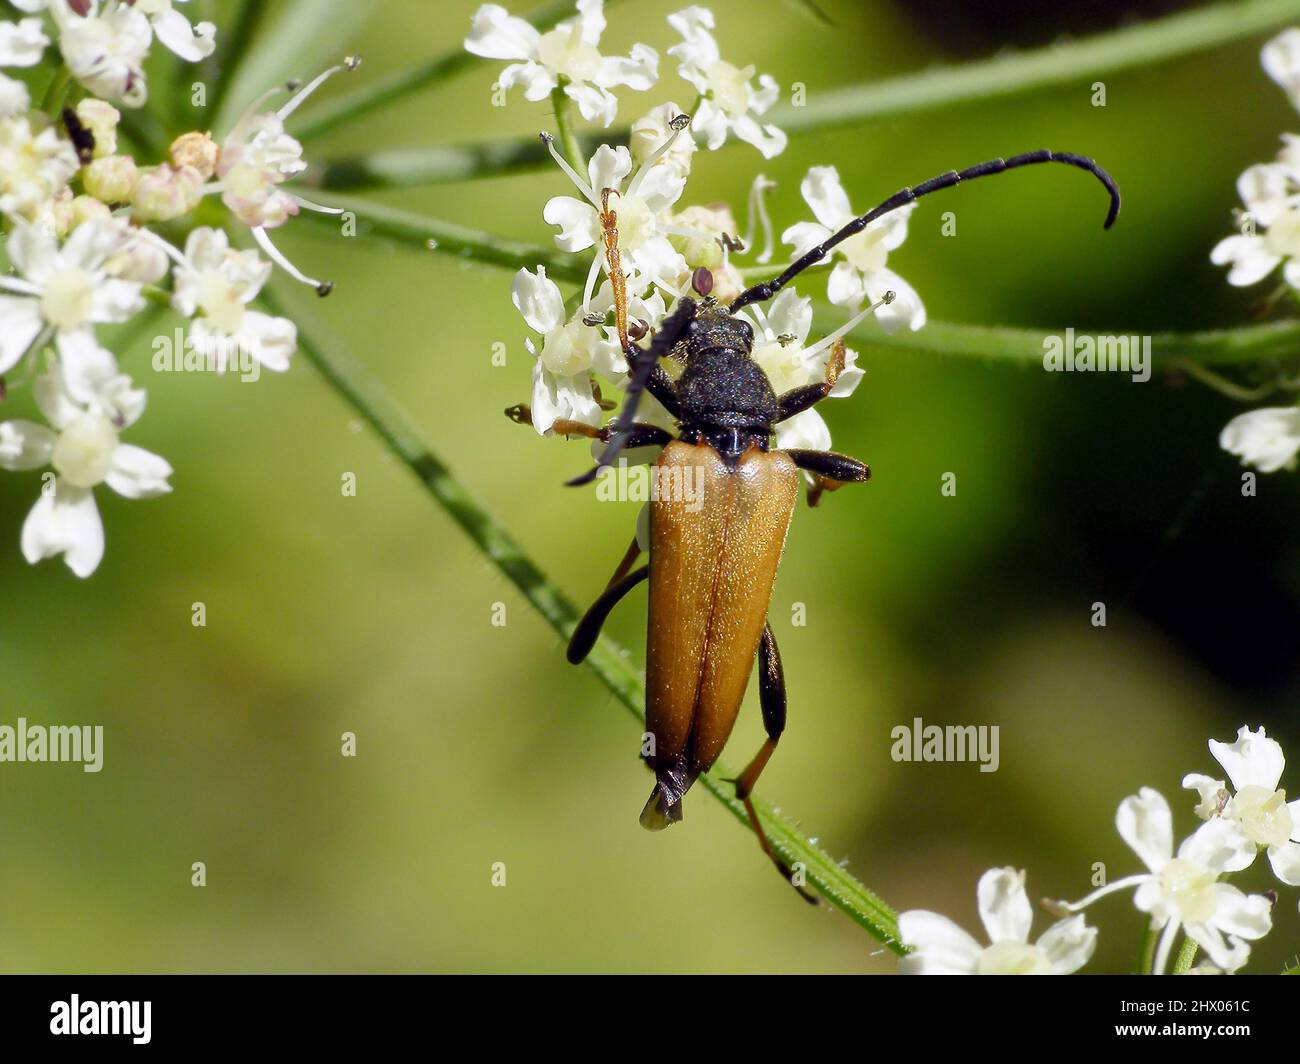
[55,2,152,107]
[1211,206,1300,289]
[1062,788,1272,974]
[215,58,359,292]
[1183,726,1300,886]
[782,166,925,332]
[0,16,49,117]
[133,0,215,62]
[741,287,862,454]
[899,867,1096,975]
[1219,406,1300,472]
[1262,27,1300,111]
[171,227,297,373]
[0,114,80,218]
[512,264,622,434]
[667,6,785,159]
[0,361,170,578]
[465,0,657,128]
[0,220,143,376]
[542,141,689,309]
[630,101,697,176]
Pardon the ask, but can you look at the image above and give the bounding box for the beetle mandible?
[512,139,1120,901]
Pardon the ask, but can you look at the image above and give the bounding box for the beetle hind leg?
[734,622,819,905]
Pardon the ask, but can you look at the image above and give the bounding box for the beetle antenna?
[730,150,1120,312]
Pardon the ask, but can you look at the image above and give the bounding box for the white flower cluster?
[900,725,1295,975]
[465,1,925,458]
[1213,29,1300,473]
[0,1,356,576]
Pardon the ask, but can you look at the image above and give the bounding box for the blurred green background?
[2,0,1299,973]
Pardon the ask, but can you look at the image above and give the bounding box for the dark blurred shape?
[890,0,1200,56]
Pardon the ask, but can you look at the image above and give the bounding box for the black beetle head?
[685,300,753,358]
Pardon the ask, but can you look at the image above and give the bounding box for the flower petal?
[542,196,600,253]
[800,166,853,230]
[1036,914,1097,974]
[1178,816,1256,874]
[1117,787,1174,872]
[897,910,983,974]
[1209,725,1285,791]
[0,419,56,470]
[976,867,1033,944]
[21,481,104,578]
[1209,883,1273,941]
[511,266,566,335]
[464,4,539,60]
[0,294,43,374]
[105,443,172,499]
[1266,839,1300,885]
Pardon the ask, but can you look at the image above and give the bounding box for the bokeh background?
[2,0,1298,973]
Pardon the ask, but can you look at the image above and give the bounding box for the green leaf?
[261,277,907,952]
[307,0,1300,189]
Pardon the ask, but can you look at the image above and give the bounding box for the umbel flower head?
[465,0,658,127]
[0,359,170,578]
[1058,788,1273,974]
[667,5,785,159]
[898,867,1096,975]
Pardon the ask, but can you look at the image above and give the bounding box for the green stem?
[292,195,1300,369]
[260,276,906,954]
[1171,935,1199,974]
[39,68,71,114]
[1136,922,1158,974]
[308,0,1300,189]
[550,83,585,173]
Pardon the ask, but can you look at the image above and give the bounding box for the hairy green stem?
[308,0,1300,189]
[293,195,1300,369]
[1171,935,1199,975]
[261,276,906,954]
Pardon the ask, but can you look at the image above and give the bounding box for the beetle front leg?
[734,622,819,905]
[786,448,871,508]
[775,339,847,422]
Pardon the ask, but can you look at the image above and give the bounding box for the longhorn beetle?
[512,142,1119,900]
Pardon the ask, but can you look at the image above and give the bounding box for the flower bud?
[169,131,219,182]
[84,154,139,203]
[70,194,111,229]
[75,98,120,158]
[131,163,203,222]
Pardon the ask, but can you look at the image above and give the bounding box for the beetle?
[512,148,1120,899]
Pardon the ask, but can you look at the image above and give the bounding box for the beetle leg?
[566,566,649,665]
[605,536,642,590]
[775,339,847,422]
[504,406,673,449]
[785,448,870,508]
[734,622,819,905]
[568,298,698,486]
